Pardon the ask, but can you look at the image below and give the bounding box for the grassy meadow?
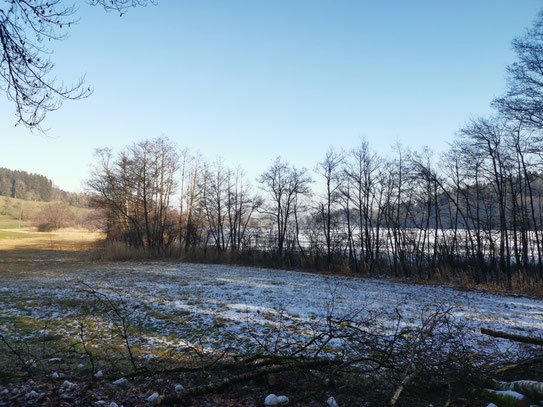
[0,196,104,251]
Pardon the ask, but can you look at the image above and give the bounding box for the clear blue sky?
[0,1,541,191]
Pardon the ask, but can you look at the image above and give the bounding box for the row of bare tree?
[86,12,543,285]
[84,126,543,286]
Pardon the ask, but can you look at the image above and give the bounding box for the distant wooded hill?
[0,168,88,207]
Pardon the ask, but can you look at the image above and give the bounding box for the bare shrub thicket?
[32,201,75,231]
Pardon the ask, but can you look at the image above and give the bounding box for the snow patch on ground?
[1,261,542,357]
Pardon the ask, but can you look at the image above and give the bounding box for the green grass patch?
[0,230,40,239]
[0,214,23,229]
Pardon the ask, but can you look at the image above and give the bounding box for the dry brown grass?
[0,227,105,251]
[97,241,155,260]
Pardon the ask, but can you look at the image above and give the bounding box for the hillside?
[0,196,91,228]
[0,167,88,206]
[0,168,52,201]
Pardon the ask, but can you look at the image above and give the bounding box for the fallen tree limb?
[480,328,543,346]
[389,368,419,406]
[494,357,543,374]
[159,358,341,405]
[116,354,308,381]
[493,379,543,400]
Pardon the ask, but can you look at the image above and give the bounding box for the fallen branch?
[494,357,543,374]
[480,328,543,346]
[493,379,543,400]
[117,354,303,380]
[159,358,341,405]
[389,368,419,406]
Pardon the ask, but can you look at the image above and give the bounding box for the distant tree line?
[0,167,89,207]
[87,11,543,287]
[0,168,52,201]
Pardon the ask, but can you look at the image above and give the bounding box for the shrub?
[32,202,75,231]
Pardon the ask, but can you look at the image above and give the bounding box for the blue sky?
[0,1,541,191]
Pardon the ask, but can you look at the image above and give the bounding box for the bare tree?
[202,159,229,253]
[458,117,513,283]
[32,201,75,231]
[87,136,178,254]
[494,10,543,129]
[315,148,344,267]
[180,152,206,251]
[257,157,312,257]
[344,140,383,273]
[225,167,261,252]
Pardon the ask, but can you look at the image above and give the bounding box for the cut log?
[493,379,543,400]
[480,328,543,346]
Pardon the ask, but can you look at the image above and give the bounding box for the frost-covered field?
[1,252,543,405]
[1,253,542,357]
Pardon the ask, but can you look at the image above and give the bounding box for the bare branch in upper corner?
[0,0,155,133]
